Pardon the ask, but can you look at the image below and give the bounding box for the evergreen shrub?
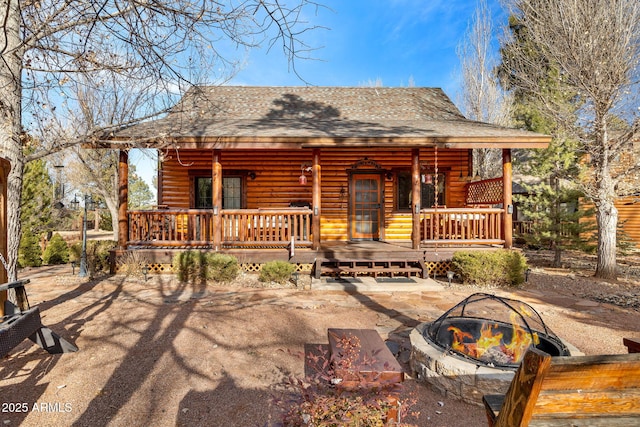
[18,230,42,267]
[205,253,240,283]
[43,233,69,265]
[173,251,207,283]
[259,260,296,284]
[452,249,528,288]
[173,251,239,284]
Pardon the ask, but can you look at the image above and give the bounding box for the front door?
[350,173,383,240]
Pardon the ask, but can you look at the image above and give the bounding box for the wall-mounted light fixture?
[248,171,256,180]
[299,163,312,185]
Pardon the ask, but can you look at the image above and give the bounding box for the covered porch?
[117,149,514,252]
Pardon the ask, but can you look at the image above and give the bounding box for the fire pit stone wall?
[409,322,583,406]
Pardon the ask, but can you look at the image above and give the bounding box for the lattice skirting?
[424,261,452,278]
[114,260,448,277]
[113,261,314,275]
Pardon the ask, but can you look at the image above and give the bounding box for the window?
[396,171,445,210]
[195,177,212,208]
[223,177,241,209]
[193,175,243,209]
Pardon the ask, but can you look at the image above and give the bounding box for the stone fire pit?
[409,293,583,405]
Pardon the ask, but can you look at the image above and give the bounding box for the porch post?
[312,149,321,250]
[212,149,223,250]
[118,150,129,249]
[503,148,513,249]
[411,148,421,249]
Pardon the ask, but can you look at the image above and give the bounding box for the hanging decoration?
[299,163,312,185]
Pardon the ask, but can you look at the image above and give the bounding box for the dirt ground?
[1,250,639,427]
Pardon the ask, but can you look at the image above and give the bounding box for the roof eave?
[96,135,551,150]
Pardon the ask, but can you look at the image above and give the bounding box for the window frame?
[189,170,248,209]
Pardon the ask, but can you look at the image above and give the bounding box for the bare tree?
[0,1,323,280]
[500,0,640,279]
[65,73,162,239]
[457,0,513,178]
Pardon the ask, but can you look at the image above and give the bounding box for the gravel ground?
[1,250,639,427]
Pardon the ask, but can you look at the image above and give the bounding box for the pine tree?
[21,158,53,234]
[128,166,154,209]
[516,137,596,266]
[18,158,52,267]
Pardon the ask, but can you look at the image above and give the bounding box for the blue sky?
[231,0,505,96]
[131,0,506,194]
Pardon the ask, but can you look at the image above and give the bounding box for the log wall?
[617,197,640,246]
[158,148,471,242]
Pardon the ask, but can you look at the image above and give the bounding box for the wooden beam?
[212,149,222,250]
[411,148,421,249]
[502,149,513,249]
[118,150,129,249]
[156,150,163,206]
[103,135,551,149]
[312,149,321,250]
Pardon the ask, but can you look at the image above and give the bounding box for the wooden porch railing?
[420,207,505,246]
[513,220,575,238]
[222,209,312,247]
[128,208,312,248]
[128,209,214,246]
[514,220,534,235]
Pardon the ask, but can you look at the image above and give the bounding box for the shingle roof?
[106,86,550,148]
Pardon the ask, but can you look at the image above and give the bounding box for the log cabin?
[99,86,550,276]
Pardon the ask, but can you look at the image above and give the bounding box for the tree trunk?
[593,112,618,280]
[551,175,562,268]
[0,1,24,281]
[595,199,618,279]
[107,198,120,242]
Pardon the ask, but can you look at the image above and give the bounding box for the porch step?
[314,259,427,279]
